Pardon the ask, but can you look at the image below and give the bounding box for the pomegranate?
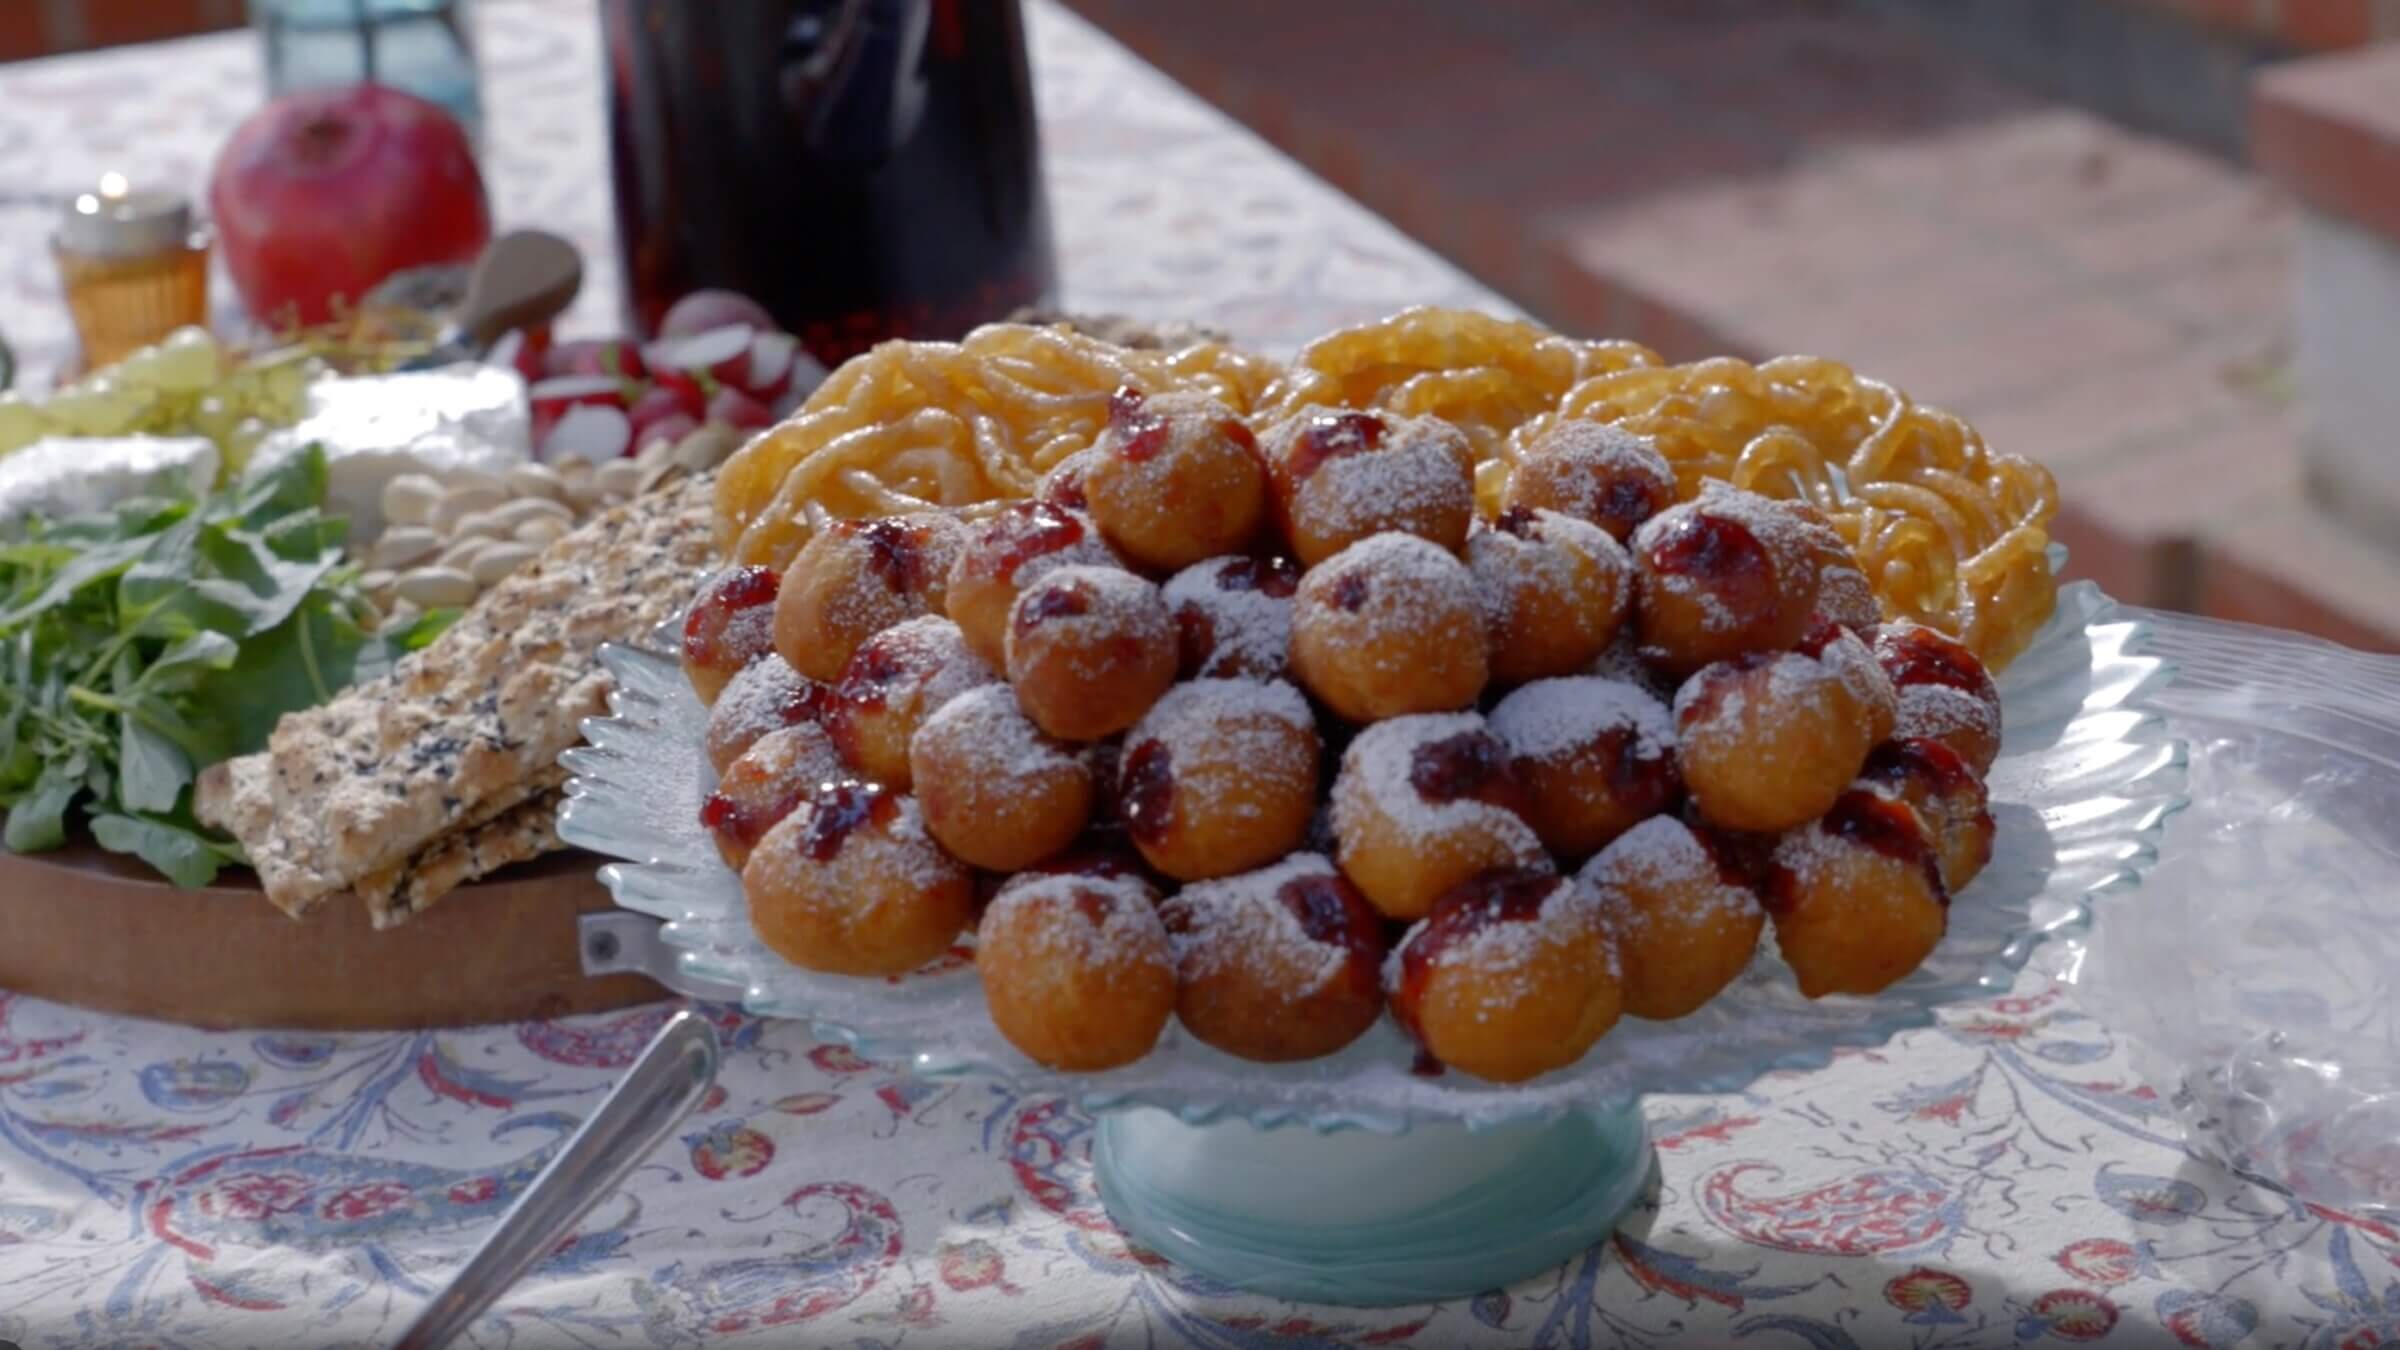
[209,84,491,327]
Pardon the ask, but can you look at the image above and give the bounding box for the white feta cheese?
[253,364,531,542]
[0,435,220,531]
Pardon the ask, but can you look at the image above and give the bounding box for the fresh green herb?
[0,446,455,886]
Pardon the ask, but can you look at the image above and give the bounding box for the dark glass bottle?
[603,0,1057,360]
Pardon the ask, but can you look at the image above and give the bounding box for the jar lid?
[55,181,192,259]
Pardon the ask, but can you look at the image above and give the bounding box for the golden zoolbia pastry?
[704,653,830,776]
[977,867,1175,1071]
[945,500,1123,668]
[1162,554,1300,680]
[1163,851,1387,1063]
[1766,788,1948,998]
[825,615,998,791]
[1500,419,1675,544]
[701,723,848,871]
[1581,815,1764,1020]
[682,564,782,705]
[1859,737,1995,892]
[1465,506,1633,685]
[1388,865,1622,1083]
[774,513,968,681]
[1487,675,1680,861]
[1084,387,1268,570]
[1289,532,1488,722]
[1329,711,1545,920]
[1261,406,1475,565]
[744,780,975,977]
[1117,678,1321,882]
[909,683,1095,872]
[1631,483,1821,676]
[1003,564,1179,741]
[1870,621,2004,777]
[1673,621,1896,832]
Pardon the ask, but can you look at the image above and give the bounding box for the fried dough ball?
[683,565,782,704]
[1674,621,1896,832]
[744,782,975,977]
[1162,554,1300,680]
[1632,483,1821,676]
[977,869,1174,1071]
[1766,788,1949,997]
[945,500,1123,668]
[1329,712,1545,920]
[1388,866,1622,1083]
[1581,816,1764,1019]
[1004,565,1179,740]
[824,616,998,790]
[704,653,832,775]
[909,684,1094,871]
[1037,446,1104,512]
[1085,387,1267,570]
[1870,621,2003,776]
[775,513,968,681]
[1162,852,1386,1062]
[1488,676,1680,861]
[1261,406,1475,565]
[1466,507,1633,684]
[1501,419,1676,543]
[1859,738,1995,892]
[1118,678,1320,881]
[1787,500,1883,631]
[701,724,849,871]
[1289,532,1488,721]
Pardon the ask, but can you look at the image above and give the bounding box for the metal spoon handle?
[394,1008,721,1350]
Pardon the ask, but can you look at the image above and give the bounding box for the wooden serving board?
[0,840,666,1030]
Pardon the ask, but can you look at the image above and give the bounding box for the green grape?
[114,327,222,394]
[108,344,171,392]
[188,393,241,442]
[0,392,55,455]
[44,377,151,437]
[224,416,271,470]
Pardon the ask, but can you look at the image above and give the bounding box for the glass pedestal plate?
[560,581,2184,1304]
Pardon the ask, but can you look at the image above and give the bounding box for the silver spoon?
[394,1007,721,1350]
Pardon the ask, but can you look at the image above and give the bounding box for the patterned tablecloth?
[0,5,2390,1348]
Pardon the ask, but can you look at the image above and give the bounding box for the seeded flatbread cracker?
[357,785,565,928]
[202,474,719,914]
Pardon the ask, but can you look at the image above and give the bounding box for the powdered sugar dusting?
[1333,712,1544,856]
[1465,509,1629,627]
[708,654,817,766]
[1299,532,1479,665]
[1896,681,2000,745]
[1172,852,1351,996]
[1127,678,1318,809]
[984,870,1170,971]
[1527,418,1672,487]
[1581,816,1757,931]
[1006,565,1172,678]
[915,682,1080,780]
[861,615,1000,714]
[1273,407,1472,538]
[1489,676,1674,764]
[1163,556,1296,679]
[1384,872,1614,1009]
[1633,482,1811,635]
[745,788,958,895]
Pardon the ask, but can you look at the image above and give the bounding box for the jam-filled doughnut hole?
[1870,621,2003,776]
[1084,387,1268,571]
[705,653,831,775]
[1632,483,1822,676]
[1466,506,1633,684]
[1859,737,1994,892]
[684,565,783,704]
[977,869,1175,1071]
[744,781,975,977]
[1489,675,1680,861]
[944,500,1123,669]
[1766,788,1948,998]
[909,683,1095,871]
[1162,554,1300,680]
[1036,446,1104,512]
[1162,852,1386,1062]
[1389,866,1622,1083]
[1261,406,1476,565]
[1290,532,1489,722]
[1118,678,1321,881]
[1787,500,1883,632]
[1674,621,1896,832]
[1581,815,1764,1019]
[824,615,997,790]
[1004,564,1180,741]
[700,723,848,871]
[1501,419,1676,544]
[1330,712,1546,920]
[774,512,968,681]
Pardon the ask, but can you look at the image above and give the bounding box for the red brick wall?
[0,0,246,63]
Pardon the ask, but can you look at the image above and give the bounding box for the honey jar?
[52,177,212,373]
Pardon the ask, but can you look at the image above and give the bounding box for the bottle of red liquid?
[602,0,1058,361]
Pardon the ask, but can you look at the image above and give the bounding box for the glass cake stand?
[558,580,2185,1304]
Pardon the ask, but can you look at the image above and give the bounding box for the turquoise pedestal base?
[1092,1100,1655,1305]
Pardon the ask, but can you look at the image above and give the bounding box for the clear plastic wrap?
[2074,607,2400,1221]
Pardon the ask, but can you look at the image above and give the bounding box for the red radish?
[529,375,626,440]
[208,84,491,326]
[546,338,646,381]
[645,324,754,378]
[627,382,698,435]
[541,403,633,462]
[707,386,775,430]
[647,369,710,419]
[489,329,545,386]
[635,411,701,454]
[661,289,776,339]
[740,330,800,397]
